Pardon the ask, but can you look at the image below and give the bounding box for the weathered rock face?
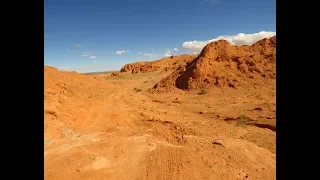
[111,72,120,76]
[151,36,276,92]
[120,54,198,74]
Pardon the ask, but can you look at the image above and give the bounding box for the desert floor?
[45,70,276,180]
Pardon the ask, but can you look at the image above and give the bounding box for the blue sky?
[44,0,276,72]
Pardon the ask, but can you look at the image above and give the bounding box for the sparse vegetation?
[237,113,248,126]
[198,89,207,95]
[189,129,196,135]
[134,88,142,92]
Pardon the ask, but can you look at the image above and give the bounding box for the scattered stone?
[212,141,225,147]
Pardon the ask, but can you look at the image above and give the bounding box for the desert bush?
[198,89,207,95]
[237,113,248,126]
[134,88,142,92]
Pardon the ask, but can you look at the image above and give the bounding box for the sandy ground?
[44,69,276,180]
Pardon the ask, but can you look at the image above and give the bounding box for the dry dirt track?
[44,70,276,180]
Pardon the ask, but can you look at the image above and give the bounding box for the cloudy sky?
[44,0,275,72]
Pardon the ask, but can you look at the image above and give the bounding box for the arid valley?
[45,37,276,180]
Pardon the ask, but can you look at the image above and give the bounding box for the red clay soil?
[120,54,197,74]
[45,66,276,180]
[151,36,276,92]
[44,66,117,139]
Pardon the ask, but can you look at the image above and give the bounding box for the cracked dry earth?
[44,68,276,180]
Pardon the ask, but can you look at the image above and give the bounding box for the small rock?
[199,111,204,114]
[228,83,235,88]
[254,107,263,111]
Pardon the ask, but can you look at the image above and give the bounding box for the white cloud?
[66,49,71,52]
[137,52,142,54]
[116,50,129,55]
[90,56,96,59]
[182,31,276,53]
[93,60,96,63]
[73,44,81,47]
[143,53,154,57]
[82,54,89,57]
[173,48,179,52]
[164,51,172,57]
[192,52,198,55]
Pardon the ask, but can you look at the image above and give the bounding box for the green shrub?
[237,113,248,126]
[198,89,207,95]
[134,88,142,92]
